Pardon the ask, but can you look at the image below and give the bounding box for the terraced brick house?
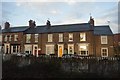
[114,33,120,56]
[1,16,114,57]
[2,22,29,54]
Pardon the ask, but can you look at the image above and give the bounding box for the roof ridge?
[52,23,89,27]
[10,26,28,28]
[95,25,109,27]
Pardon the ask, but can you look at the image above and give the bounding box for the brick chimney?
[46,20,51,29]
[88,16,94,26]
[4,22,10,29]
[29,20,36,28]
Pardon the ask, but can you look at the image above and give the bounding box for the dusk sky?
[1,0,119,33]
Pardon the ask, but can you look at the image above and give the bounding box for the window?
[101,48,108,57]
[11,45,19,53]
[46,45,54,55]
[35,34,38,42]
[80,33,86,41]
[59,34,63,42]
[101,36,107,44]
[79,44,89,56]
[4,35,7,42]
[9,35,12,41]
[25,45,32,54]
[26,34,31,43]
[68,44,74,54]
[69,33,73,42]
[14,35,18,41]
[48,34,53,42]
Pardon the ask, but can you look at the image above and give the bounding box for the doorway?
[58,44,64,57]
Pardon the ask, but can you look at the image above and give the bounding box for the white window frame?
[48,34,53,42]
[46,44,54,55]
[24,45,32,54]
[80,33,86,41]
[4,35,7,42]
[101,48,108,57]
[101,36,107,44]
[14,35,18,41]
[26,34,31,43]
[59,34,63,42]
[69,33,73,42]
[35,34,38,43]
[78,43,89,56]
[68,44,74,54]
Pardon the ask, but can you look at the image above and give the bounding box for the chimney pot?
[46,20,51,29]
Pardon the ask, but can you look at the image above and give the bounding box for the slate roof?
[2,26,29,33]
[1,23,113,35]
[94,25,113,35]
[25,23,92,34]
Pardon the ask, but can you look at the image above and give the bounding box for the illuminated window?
[35,34,38,42]
[46,45,54,55]
[69,33,73,42]
[79,44,89,56]
[48,34,53,42]
[59,34,63,42]
[101,48,108,57]
[80,33,86,41]
[26,34,31,43]
[24,45,32,54]
[101,36,107,44]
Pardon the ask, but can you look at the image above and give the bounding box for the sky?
[1,0,119,33]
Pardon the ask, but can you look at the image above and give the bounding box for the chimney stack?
[88,16,94,26]
[29,20,36,28]
[46,20,51,29]
[5,22,10,29]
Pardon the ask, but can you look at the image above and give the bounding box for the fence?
[2,54,120,78]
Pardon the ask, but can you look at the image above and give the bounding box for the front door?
[33,45,38,57]
[58,44,64,57]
